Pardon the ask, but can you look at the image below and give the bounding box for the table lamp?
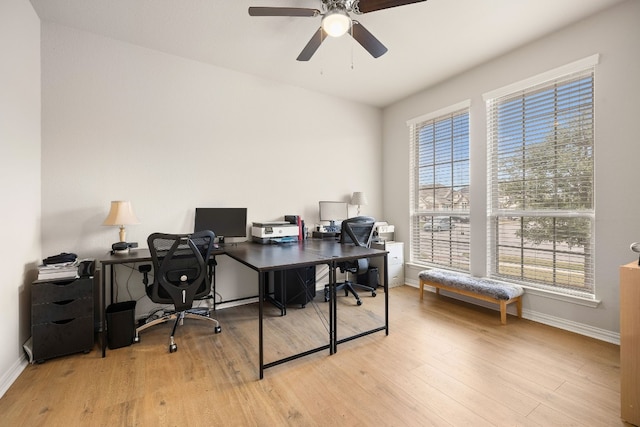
[103,201,140,253]
[351,192,368,216]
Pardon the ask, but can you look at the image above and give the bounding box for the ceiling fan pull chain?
[351,44,355,70]
[350,20,355,70]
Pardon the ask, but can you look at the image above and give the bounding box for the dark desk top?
[224,239,386,272]
[98,246,225,266]
[99,240,387,272]
[99,248,152,266]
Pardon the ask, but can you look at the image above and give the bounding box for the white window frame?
[484,55,598,298]
[408,100,471,272]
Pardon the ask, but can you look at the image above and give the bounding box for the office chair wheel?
[214,326,222,334]
[169,343,177,353]
[324,288,330,302]
[357,300,363,306]
[372,291,377,297]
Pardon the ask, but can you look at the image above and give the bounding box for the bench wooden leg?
[500,300,507,325]
[420,277,522,325]
[420,280,442,300]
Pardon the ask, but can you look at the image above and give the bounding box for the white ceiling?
[29,0,625,108]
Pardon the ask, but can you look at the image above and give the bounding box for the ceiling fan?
[248,0,427,61]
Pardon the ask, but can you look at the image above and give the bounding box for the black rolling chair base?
[134,309,222,352]
[325,216,378,306]
[136,231,221,353]
[324,281,376,306]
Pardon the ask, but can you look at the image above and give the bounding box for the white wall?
[0,0,41,396]
[382,0,640,339]
[40,23,383,315]
[5,0,635,399]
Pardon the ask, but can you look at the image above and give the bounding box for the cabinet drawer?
[32,317,93,362]
[373,243,403,265]
[388,253,403,266]
[388,264,405,286]
[387,244,404,263]
[32,277,92,303]
[32,298,93,324]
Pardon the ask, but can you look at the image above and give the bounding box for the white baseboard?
[405,280,620,345]
[0,352,28,399]
[521,309,619,344]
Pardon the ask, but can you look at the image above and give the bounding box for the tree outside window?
[488,71,595,296]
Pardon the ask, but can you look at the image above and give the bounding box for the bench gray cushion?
[419,269,524,300]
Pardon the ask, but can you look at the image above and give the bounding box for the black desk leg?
[384,254,389,335]
[101,266,107,358]
[259,271,265,379]
[329,261,337,354]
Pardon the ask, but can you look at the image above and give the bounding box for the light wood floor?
[0,285,626,426]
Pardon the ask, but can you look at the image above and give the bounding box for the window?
[409,101,470,271]
[486,61,595,297]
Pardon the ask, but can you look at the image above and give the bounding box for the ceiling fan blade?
[297,28,327,61]
[248,7,320,17]
[351,21,388,58]
[354,0,427,14]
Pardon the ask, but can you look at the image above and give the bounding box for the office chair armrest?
[139,264,152,286]
[207,258,217,281]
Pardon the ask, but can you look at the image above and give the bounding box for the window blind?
[409,105,470,271]
[487,68,595,296]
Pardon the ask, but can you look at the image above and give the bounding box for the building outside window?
[409,101,470,272]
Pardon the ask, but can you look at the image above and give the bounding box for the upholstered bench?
[419,269,524,324]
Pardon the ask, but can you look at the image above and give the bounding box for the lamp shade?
[321,9,350,37]
[103,201,140,226]
[351,192,368,206]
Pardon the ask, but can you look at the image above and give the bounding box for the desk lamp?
[351,192,368,216]
[103,201,140,253]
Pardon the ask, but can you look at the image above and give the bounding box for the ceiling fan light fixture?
[321,9,350,37]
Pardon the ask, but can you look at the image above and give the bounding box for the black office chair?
[134,231,221,353]
[324,216,377,306]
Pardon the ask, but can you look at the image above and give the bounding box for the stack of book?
[37,260,79,281]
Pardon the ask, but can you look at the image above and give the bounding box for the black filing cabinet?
[31,277,94,363]
[274,266,316,307]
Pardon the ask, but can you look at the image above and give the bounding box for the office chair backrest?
[147,230,215,312]
[339,216,376,275]
[340,216,376,248]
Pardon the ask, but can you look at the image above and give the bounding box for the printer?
[251,222,299,244]
[374,221,395,242]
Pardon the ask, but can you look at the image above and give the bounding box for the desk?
[99,240,388,379]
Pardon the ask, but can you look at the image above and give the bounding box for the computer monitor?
[194,208,248,240]
[319,201,348,232]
